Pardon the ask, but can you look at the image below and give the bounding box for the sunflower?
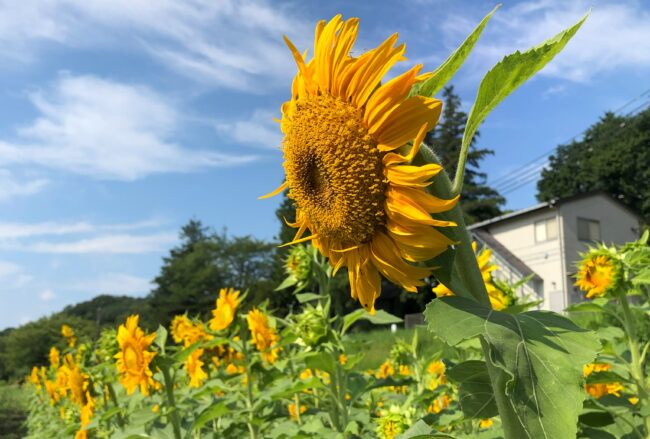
[246,308,280,364]
[575,254,616,299]
[171,315,212,347]
[28,366,42,389]
[185,348,208,388]
[114,315,157,395]
[49,347,61,368]
[210,288,241,331]
[288,402,306,421]
[583,363,624,398]
[261,15,458,313]
[61,324,77,348]
[433,242,510,310]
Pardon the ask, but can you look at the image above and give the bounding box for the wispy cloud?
[9,232,178,254]
[441,0,650,83]
[0,218,167,240]
[0,0,309,91]
[0,260,33,287]
[68,272,152,295]
[0,74,257,180]
[215,109,283,149]
[39,289,56,301]
[0,169,49,201]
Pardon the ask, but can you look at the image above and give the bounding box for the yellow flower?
[80,392,95,427]
[428,394,451,414]
[299,369,313,380]
[479,418,494,429]
[583,363,624,398]
[209,288,241,331]
[288,402,306,421]
[114,315,157,395]
[28,366,42,389]
[171,315,211,347]
[247,309,281,364]
[262,15,458,313]
[434,243,510,310]
[66,360,90,407]
[49,347,61,368]
[398,365,410,376]
[74,429,87,439]
[61,324,77,348]
[629,396,639,405]
[339,354,347,365]
[376,360,395,379]
[225,363,241,375]
[186,348,208,388]
[576,255,616,299]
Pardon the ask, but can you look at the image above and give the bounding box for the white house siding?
[481,206,566,312]
[559,193,641,304]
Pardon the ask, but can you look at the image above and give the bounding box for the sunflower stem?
[161,365,182,439]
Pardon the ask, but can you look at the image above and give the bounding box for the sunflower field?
[17,6,650,439]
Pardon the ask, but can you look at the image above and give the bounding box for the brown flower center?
[283,94,386,246]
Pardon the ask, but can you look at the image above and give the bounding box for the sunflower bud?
[375,405,415,439]
[285,245,313,291]
[389,340,414,367]
[294,304,328,347]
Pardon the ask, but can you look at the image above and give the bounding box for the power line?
[486,90,650,196]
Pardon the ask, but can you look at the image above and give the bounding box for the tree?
[537,108,650,223]
[148,220,279,326]
[426,85,505,224]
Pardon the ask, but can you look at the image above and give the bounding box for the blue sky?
[1,0,649,329]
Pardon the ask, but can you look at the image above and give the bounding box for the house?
[469,191,643,312]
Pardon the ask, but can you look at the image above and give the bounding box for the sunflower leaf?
[454,11,588,194]
[447,360,498,419]
[424,296,600,439]
[411,4,499,99]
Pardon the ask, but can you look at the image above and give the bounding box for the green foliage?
[148,220,278,326]
[537,108,650,223]
[0,314,94,380]
[425,296,600,439]
[447,361,497,419]
[0,382,29,439]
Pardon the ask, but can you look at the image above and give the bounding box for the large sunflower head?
[114,315,157,395]
[264,15,458,313]
[575,249,620,299]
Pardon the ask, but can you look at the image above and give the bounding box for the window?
[535,217,558,242]
[577,218,600,242]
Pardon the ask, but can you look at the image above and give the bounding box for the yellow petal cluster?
[575,255,616,299]
[265,15,459,312]
[114,315,157,395]
[61,324,77,348]
[209,288,241,331]
[247,309,280,364]
[583,362,624,398]
[171,315,212,347]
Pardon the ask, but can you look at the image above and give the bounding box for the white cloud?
[17,232,178,254]
[442,0,650,82]
[0,74,257,180]
[0,0,308,91]
[0,170,49,201]
[69,272,152,295]
[0,218,167,240]
[0,260,33,287]
[215,109,283,149]
[39,289,56,301]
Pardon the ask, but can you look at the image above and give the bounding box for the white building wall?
[483,207,565,312]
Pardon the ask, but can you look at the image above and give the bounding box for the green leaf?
[447,360,498,419]
[295,292,323,303]
[425,296,600,439]
[411,5,499,98]
[578,410,615,428]
[632,268,650,286]
[192,402,229,430]
[275,276,298,291]
[397,419,455,438]
[456,12,588,193]
[153,325,168,353]
[341,309,402,335]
